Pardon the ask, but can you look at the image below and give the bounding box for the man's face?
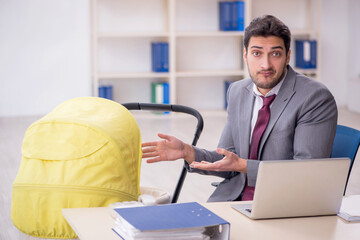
[244,36,291,95]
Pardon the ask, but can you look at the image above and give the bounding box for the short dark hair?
[244,15,291,54]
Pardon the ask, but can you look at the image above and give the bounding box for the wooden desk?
[62,202,360,240]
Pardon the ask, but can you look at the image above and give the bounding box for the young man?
[142,15,338,202]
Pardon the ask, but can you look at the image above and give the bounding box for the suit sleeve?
[185,84,238,179]
[293,87,338,159]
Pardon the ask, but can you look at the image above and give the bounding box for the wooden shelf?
[98,72,170,79]
[98,32,170,38]
[294,68,318,75]
[91,0,321,110]
[176,31,244,37]
[176,70,245,78]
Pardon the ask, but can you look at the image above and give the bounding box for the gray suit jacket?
[186,66,338,202]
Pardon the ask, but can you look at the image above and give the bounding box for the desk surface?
[62,201,360,240]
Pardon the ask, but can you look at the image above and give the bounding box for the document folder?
[112,202,230,240]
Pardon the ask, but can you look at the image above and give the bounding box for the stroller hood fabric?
[11,97,142,238]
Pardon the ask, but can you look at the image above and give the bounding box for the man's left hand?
[190,148,247,173]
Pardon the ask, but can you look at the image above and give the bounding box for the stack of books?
[112,202,230,240]
[295,39,317,69]
[219,1,245,31]
[151,42,169,72]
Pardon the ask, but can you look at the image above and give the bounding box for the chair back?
[331,125,360,194]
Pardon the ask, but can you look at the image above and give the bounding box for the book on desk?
[112,202,230,240]
[338,195,360,222]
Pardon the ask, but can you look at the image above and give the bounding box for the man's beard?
[249,63,288,90]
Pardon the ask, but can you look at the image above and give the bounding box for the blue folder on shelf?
[219,1,244,31]
[151,42,169,72]
[231,1,244,31]
[98,85,113,100]
[219,2,232,31]
[161,42,169,72]
[163,82,169,104]
[295,39,317,69]
[112,202,230,240]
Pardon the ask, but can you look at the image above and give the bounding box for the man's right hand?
[142,133,195,164]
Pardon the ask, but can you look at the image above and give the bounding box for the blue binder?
[219,2,232,31]
[219,1,244,31]
[151,43,162,72]
[98,85,113,100]
[112,202,230,239]
[105,85,113,100]
[295,39,317,69]
[163,82,169,104]
[98,86,107,99]
[231,1,244,31]
[161,43,169,72]
[152,42,169,72]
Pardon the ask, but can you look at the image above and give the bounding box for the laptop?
[231,158,350,219]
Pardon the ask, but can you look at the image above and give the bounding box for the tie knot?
[261,94,276,107]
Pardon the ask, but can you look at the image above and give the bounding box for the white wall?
[320,0,348,106]
[320,0,360,112]
[0,0,91,117]
[319,0,348,107]
[345,0,360,113]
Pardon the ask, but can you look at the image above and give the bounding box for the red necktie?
[242,94,276,201]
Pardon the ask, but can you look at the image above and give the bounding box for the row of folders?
[98,82,170,104]
[99,81,233,109]
[152,43,317,71]
[151,39,317,72]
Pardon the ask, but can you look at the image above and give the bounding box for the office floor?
[1,107,360,240]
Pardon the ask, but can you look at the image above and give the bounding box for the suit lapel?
[238,82,254,159]
[258,66,296,159]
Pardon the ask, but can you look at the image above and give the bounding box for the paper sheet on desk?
[338,195,360,222]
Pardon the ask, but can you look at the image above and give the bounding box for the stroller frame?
[122,103,204,203]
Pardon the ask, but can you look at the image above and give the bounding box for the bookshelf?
[90,0,321,110]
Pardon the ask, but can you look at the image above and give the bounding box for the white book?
[338,195,360,222]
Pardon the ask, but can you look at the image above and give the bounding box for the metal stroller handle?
[122,102,204,203]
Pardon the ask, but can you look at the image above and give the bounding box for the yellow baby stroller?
[11,98,203,239]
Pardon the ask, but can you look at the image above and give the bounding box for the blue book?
[151,43,162,72]
[98,85,113,100]
[98,86,107,99]
[105,85,113,100]
[219,2,232,31]
[162,82,169,104]
[231,1,244,31]
[163,82,170,114]
[161,43,169,72]
[309,40,317,68]
[112,202,230,239]
[295,39,317,69]
[152,42,169,72]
